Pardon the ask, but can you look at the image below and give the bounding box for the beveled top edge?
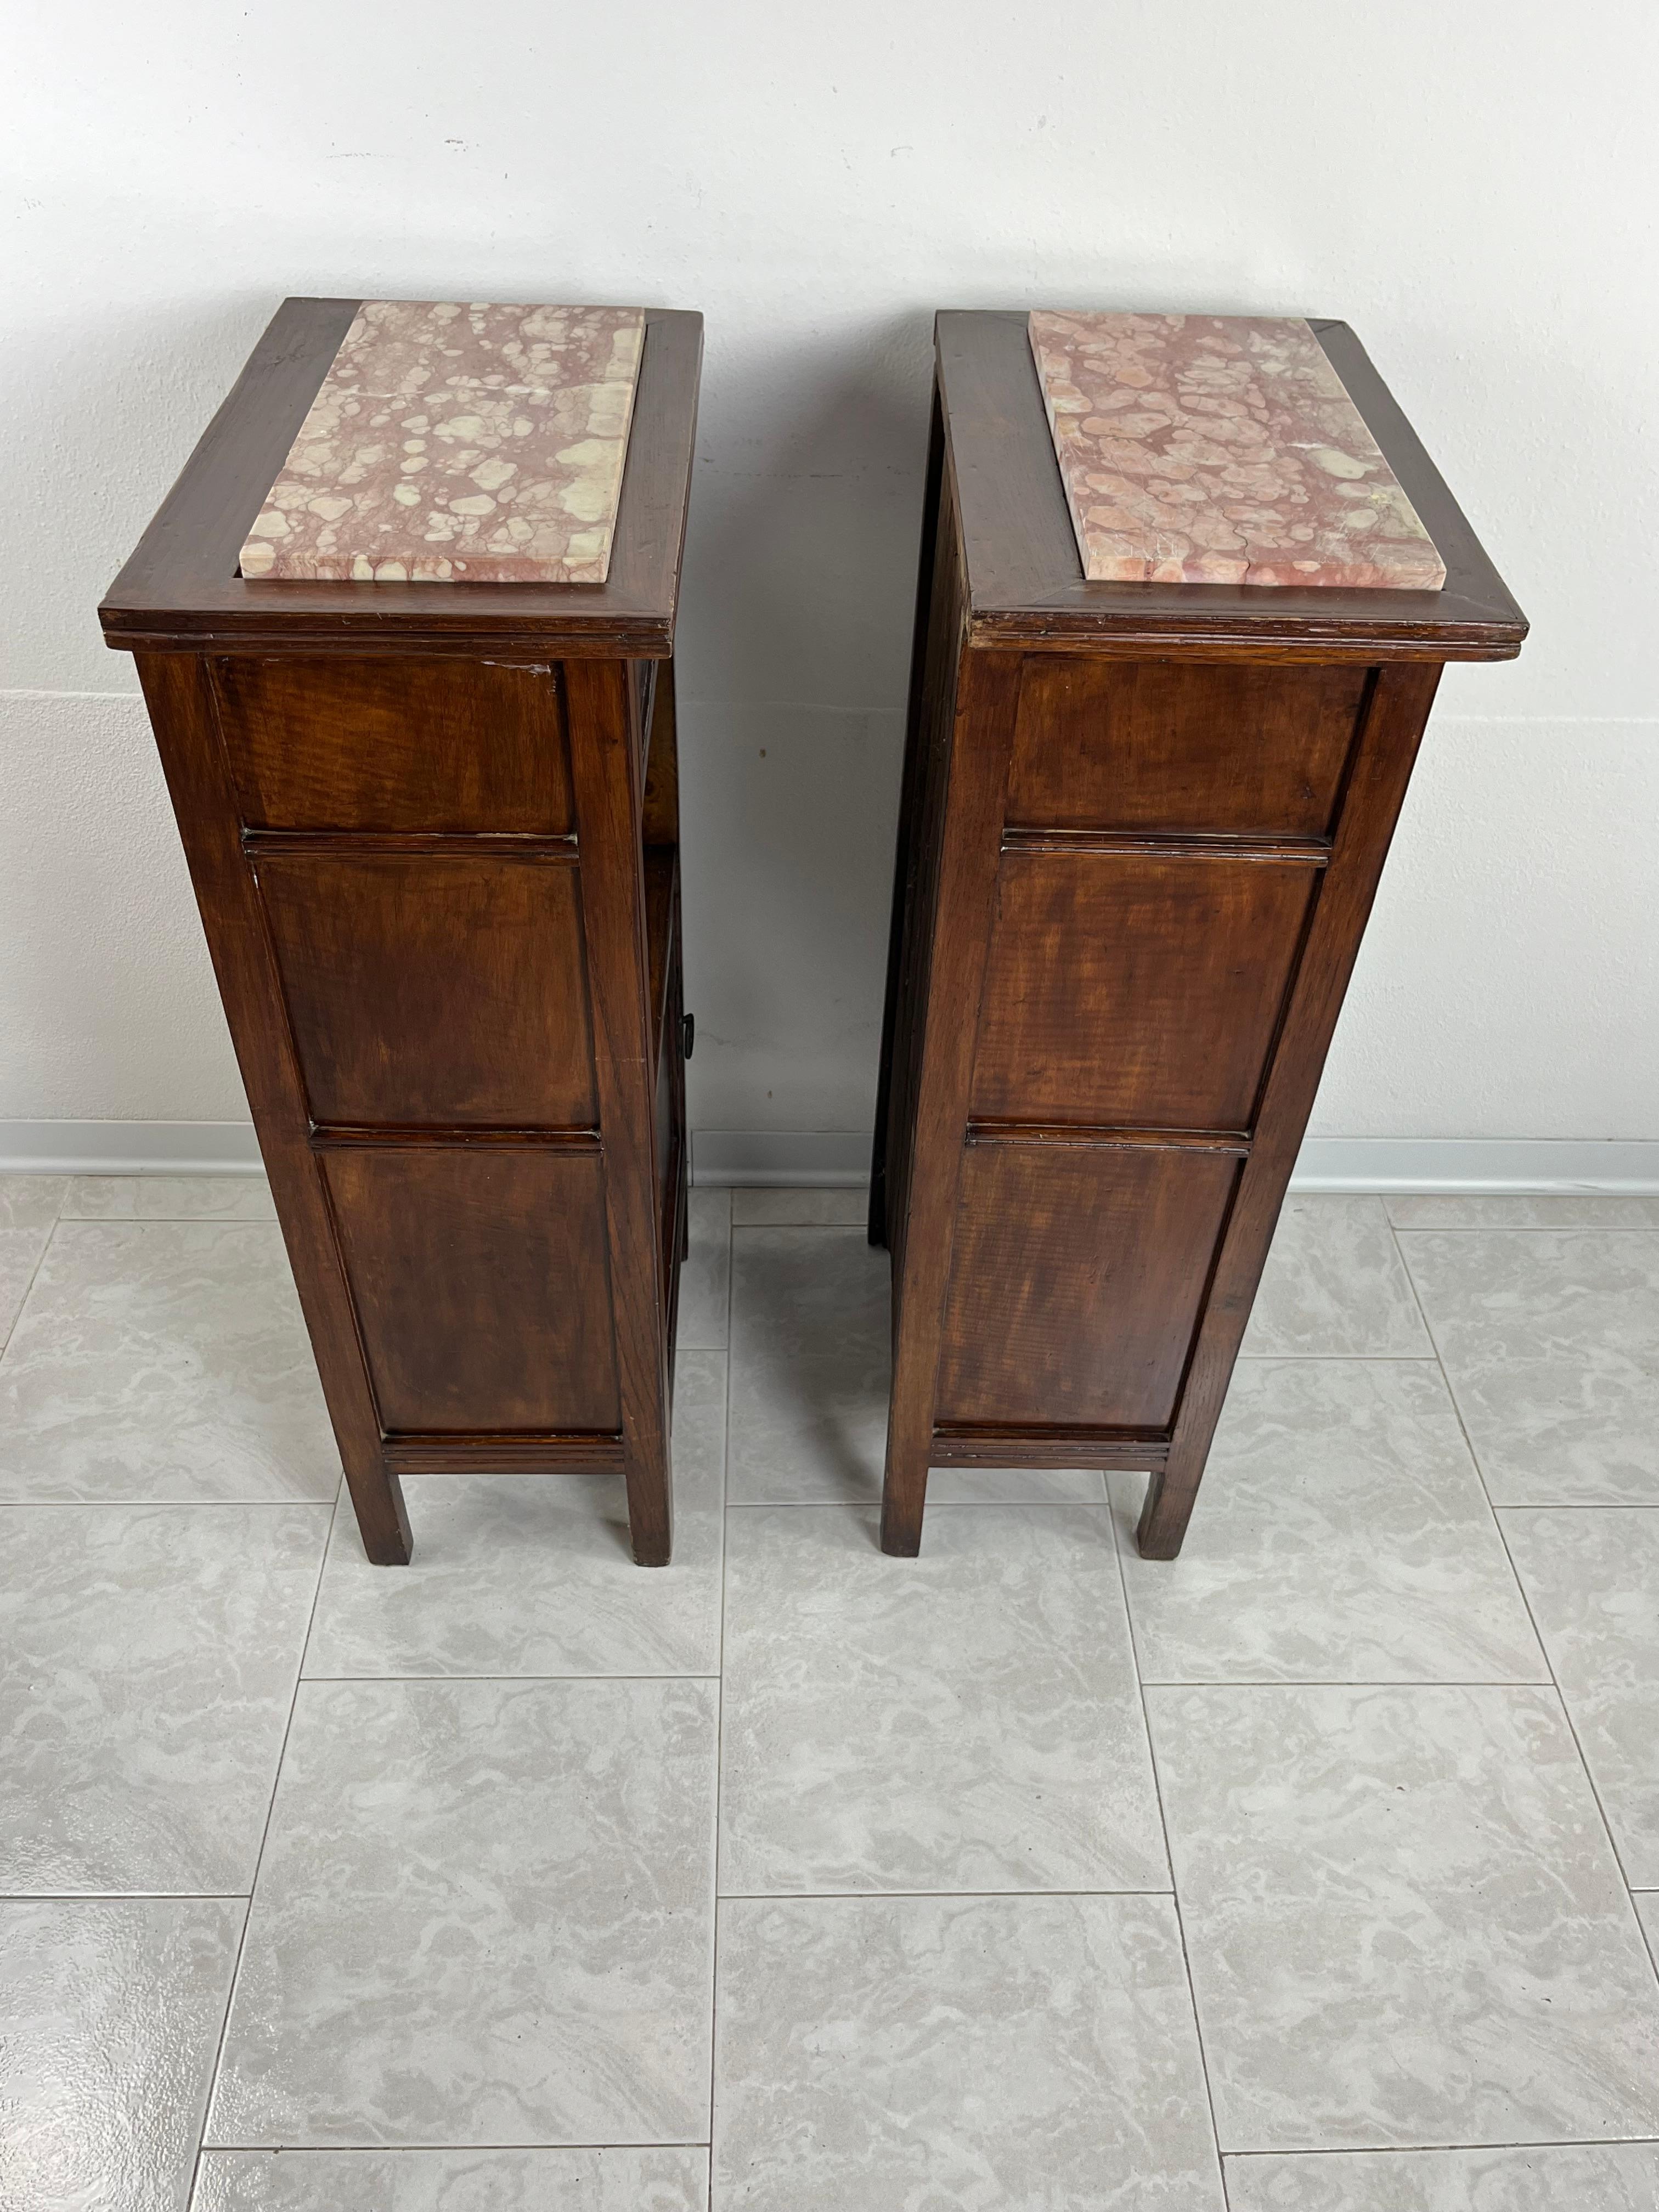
[100,297,703,657]
[936,309,1526,661]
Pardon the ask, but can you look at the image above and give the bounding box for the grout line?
[185,1486,337,2198]
[1109,1477,1232,2211]
[1135,1679,1555,1690]
[0,1893,252,1903]
[0,1205,68,1360]
[298,1672,724,1684]
[1389,1214,1659,1972]
[721,1497,1116,1510]
[1222,2134,1659,2158]
[199,2141,714,2153]
[0,1497,349,1509]
[714,1887,1176,1901]
[1233,1352,1441,1363]
[707,1195,734,2173]
[1474,1502,1659,1513]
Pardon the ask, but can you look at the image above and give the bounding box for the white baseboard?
[691,1130,872,1187]
[1290,1137,1659,1194]
[4,1122,1657,1195]
[0,1120,265,1174]
[689,1129,1659,1195]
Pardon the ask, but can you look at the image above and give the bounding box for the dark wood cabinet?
[100,298,702,1567]
[871,311,1525,1560]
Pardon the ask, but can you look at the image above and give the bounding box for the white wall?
[4,1,1655,1165]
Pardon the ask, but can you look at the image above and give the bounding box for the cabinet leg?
[1135,1458,1200,1560]
[879,1446,929,1558]
[346,1462,414,1565]
[625,1448,673,1568]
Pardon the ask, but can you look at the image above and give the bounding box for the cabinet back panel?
[325,1149,619,1433]
[213,657,573,834]
[970,847,1317,1131]
[1007,659,1365,837]
[254,849,597,1128]
[937,1144,1237,1430]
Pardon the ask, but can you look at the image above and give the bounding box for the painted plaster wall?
[3,1,1654,1144]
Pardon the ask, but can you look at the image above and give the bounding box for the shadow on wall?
[673,315,934,1139]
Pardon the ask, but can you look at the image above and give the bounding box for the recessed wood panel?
[1006,659,1365,837]
[213,657,573,833]
[970,848,1317,1131]
[937,1144,1237,1430]
[325,1149,619,1434]
[254,849,596,1127]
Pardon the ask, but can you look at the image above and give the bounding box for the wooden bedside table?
[100,297,702,1567]
[870,309,1524,1560]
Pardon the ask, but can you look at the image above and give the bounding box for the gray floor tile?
[192,2147,710,2210]
[676,1188,731,1351]
[727,1227,886,1505]
[0,1175,64,1348]
[712,1894,1224,2211]
[719,1504,1165,1894]
[1387,1194,1659,1231]
[1112,1362,1543,1684]
[0,1898,242,2212]
[1639,1891,1657,1968]
[1242,1197,1431,1357]
[64,1175,278,1222]
[726,1226,1105,1505]
[0,1223,339,1503]
[730,1186,869,1226]
[1226,2143,1659,2210]
[1399,1231,1659,1505]
[208,1678,716,2147]
[0,1503,329,1893]
[303,1352,725,1679]
[1148,1684,1659,2151]
[1500,1508,1659,1886]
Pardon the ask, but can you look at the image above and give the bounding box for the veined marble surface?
[239,302,645,584]
[1028,311,1447,589]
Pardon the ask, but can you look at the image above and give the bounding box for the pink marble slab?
[1027,311,1446,589]
[239,302,645,584]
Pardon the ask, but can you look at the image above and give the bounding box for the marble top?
[1028,312,1446,590]
[239,302,645,584]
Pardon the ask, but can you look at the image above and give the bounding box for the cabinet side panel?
[565,657,673,1564]
[133,653,408,1559]
[883,456,969,1282]
[1141,661,1444,1554]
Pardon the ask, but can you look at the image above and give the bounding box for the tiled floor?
[2,1177,1658,2210]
